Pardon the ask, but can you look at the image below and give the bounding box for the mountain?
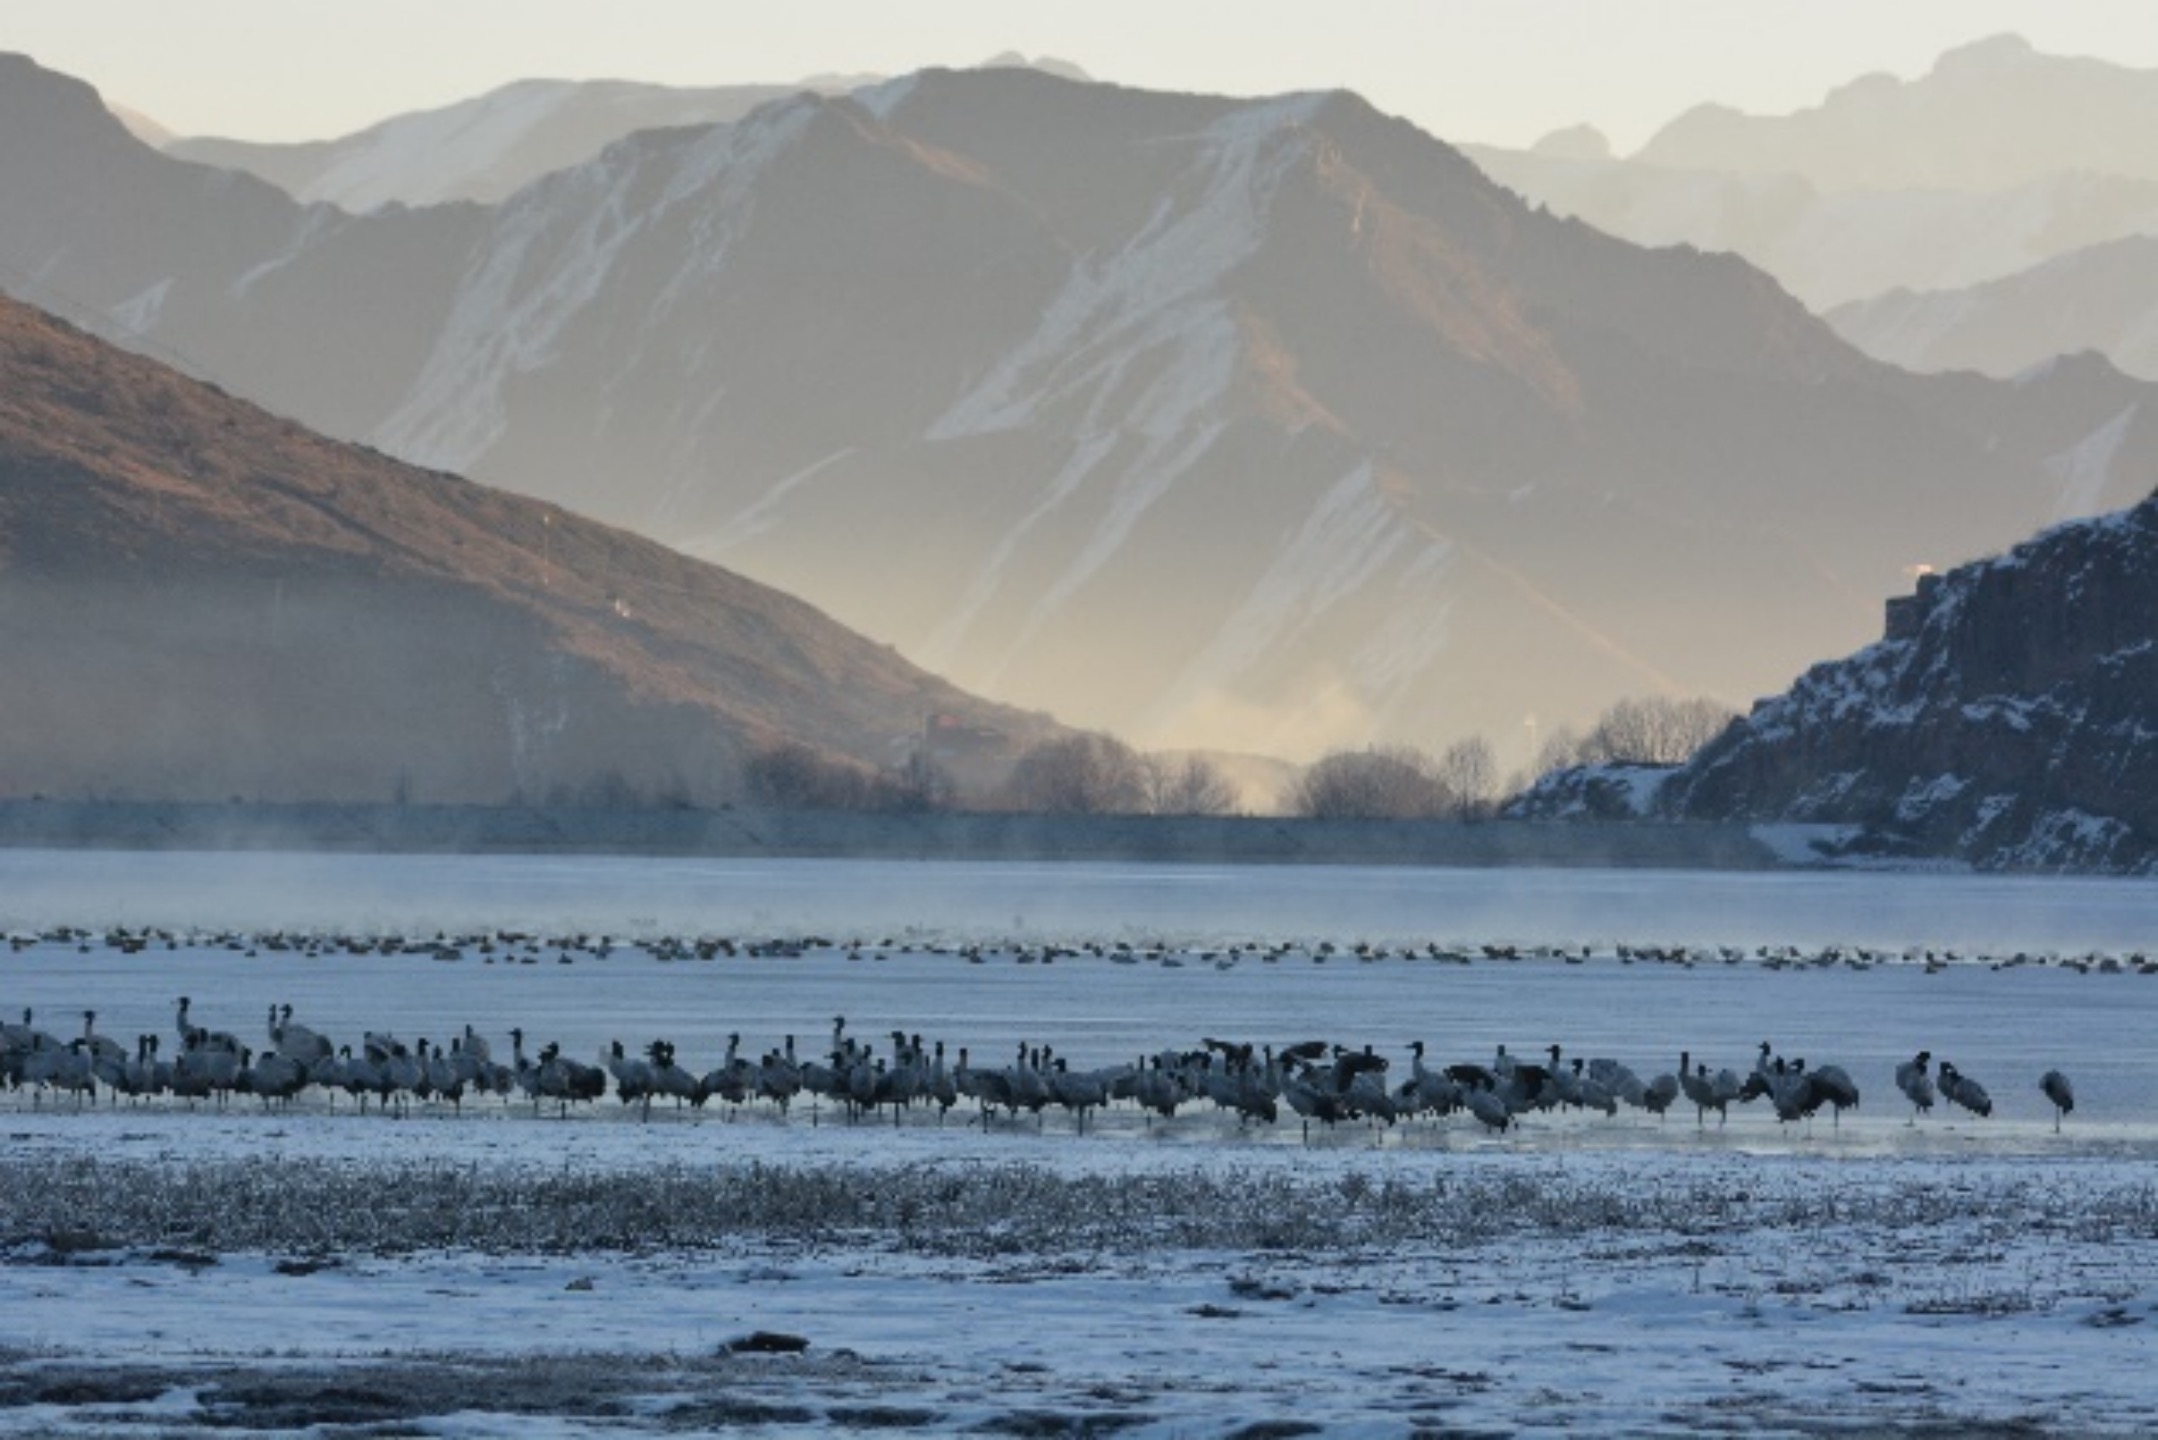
[1828,236,2158,383]
[165,79,826,212]
[6,54,2158,765]
[1662,490,2158,873]
[1469,36,2158,311]
[105,101,173,148]
[159,57,1085,214]
[1639,34,2158,193]
[0,293,1048,806]
[1464,144,2158,312]
[0,53,488,446]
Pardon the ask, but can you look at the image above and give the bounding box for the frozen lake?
[4,849,2156,1436]
[4,849,2152,1137]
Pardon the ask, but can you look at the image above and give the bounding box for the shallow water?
[2,850,2150,1143]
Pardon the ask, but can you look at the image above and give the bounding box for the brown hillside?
[0,296,1051,804]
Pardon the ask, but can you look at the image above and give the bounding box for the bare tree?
[1288,745,1455,820]
[1143,754,1240,816]
[1577,696,1737,766]
[743,742,874,810]
[1435,736,1499,818]
[1532,723,1585,776]
[744,741,956,812]
[1003,732,1150,814]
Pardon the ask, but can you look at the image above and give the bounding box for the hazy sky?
[9,0,2158,151]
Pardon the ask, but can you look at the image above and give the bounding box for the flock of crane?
[0,998,2080,1139]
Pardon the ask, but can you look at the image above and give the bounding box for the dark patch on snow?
[20,1373,171,1408]
[971,1410,1156,1436]
[273,1254,342,1275]
[661,1396,819,1427]
[826,1404,948,1429]
[726,1330,811,1354]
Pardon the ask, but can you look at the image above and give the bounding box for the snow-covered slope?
[1665,491,2158,873]
[7,53,2158,763]
[1828,235,2158,383]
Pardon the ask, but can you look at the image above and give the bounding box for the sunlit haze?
[10,0,2158,149]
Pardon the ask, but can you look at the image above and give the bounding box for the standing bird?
[1894,1050,1937,1123]
[1677,1051,1738,1127]
[1640,1070,1680,1119]
[2040,1070,2075,1131]
[1462,1075,1512,1135]
[1806,1062,1861,1129]
[79,1011,127,1070]
[1938,1061,1992,1118]
[268,1005,333,1067]
[175,997,240,1054]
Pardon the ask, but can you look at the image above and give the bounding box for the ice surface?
[3,850,2154,1435]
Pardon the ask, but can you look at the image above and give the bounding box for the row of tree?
[1286,696,1735,820]
[1529,695,1737,773]
[1287,739,1498,821]
[741,695,1737,819]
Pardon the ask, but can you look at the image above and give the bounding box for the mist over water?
[3,849,2152,954]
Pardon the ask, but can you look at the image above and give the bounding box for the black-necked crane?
[1894,1051,1937,1122]
[2040,1070,2074,1130]
[1938,1061,1992,1117]
[268,1005,332,1067]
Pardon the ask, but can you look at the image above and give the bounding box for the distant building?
[1884,571,1942,642]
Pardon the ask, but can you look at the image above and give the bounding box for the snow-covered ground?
[3,850,2155,1436]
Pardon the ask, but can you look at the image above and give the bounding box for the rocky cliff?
[1664,491,2158,872]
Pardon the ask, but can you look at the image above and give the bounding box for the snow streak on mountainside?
[6,55,2158,762]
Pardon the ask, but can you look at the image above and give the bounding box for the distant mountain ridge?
[164,79,839,212]
[0,293,1048,806]
[5,52,2158,764]
[155,55,1088,213]
[1469,35,2158,316]
[1640,34,2158,193]
[1663,489,2158,873]
[1828,236,2158,384]
[1464,145,2158,312]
